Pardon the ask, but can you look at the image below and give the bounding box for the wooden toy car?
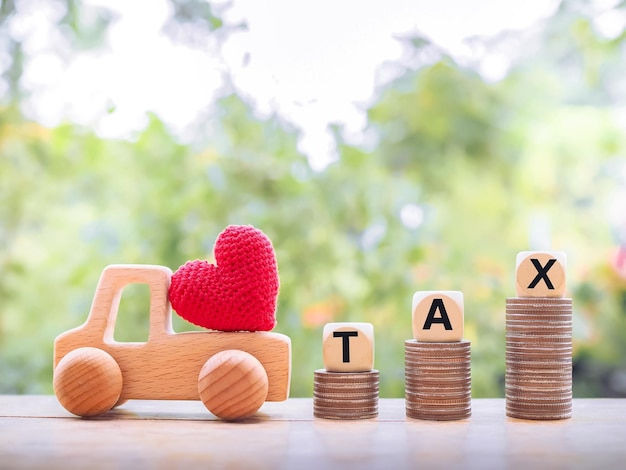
[53,264,291,420]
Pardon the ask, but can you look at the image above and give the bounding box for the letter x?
[527,258,556,289]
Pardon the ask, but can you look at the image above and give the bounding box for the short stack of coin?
[505,297,572,420]
[313,369,379,420]
[405,340,472,420]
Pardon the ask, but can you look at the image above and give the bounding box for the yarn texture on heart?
[169,225,279,332]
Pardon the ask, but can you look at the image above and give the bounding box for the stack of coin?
[404,340,471,420]
[505,297,572,420]
[313,369,379,420]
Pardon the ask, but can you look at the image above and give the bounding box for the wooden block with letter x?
[412,291,464,342]
[516,251,566,298]
[322,322,374,372]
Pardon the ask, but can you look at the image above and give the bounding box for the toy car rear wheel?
[198,349,269,421]
[53,347,123,417]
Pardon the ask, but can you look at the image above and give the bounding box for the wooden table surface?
[1,396,624,469]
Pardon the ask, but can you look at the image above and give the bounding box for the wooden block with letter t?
[322,322,374,372]
[516,251,566,298]
[412,291,464,342]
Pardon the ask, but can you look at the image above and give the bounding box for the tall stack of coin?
[505,251,572,420]
[314,322,379,420]
[405,291,471,421]
[313,369,379,419]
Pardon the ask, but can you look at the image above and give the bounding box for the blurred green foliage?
[1,0,626,398]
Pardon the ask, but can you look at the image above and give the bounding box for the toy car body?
[53,264,291,417]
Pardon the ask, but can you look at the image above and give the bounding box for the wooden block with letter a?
[412,291,464,342]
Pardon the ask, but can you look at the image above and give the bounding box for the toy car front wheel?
[53,347,123,417]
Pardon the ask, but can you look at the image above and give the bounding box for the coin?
[405,353,471,362]
[313,369,380,420]
[506,297,572,305]
[506,377,571,387]
[505,384,571,394]
[405,345,470,352]
[405,347,471,354]
[506,410,572,420]
[313,389,378,403]
[506,359,571,368]
[406,383,470,393]
[313,405,378,415]
[404,340,472,421]
[506,326,572,334]
[505,305,572,311]
[506,353,572,363]
[405,363,471,370]
[314,369,379,381]
[404,373,471,383]
[405,389,472,399]
[314,398,378,408]
[506,315,572,329]
[405,378,471,387]
[505,335,571,344]
[405,379,471,388]
[506,318,572,326]
[506,308,572,315]
[406,397,472,407]
[505,406,573,419]
[506,310,572,317]
[313,401,378,409]
[506,404,572,414]
[505,295,573,420]
[406,406,472,421]
[313,384,379,392]
[506,329,572,337]
[505,372,571,382]
[404,373,472,390]
[506,398,573,406]
[405,339,471,348]
[506,392,572,402]
[505,304,572,310]
[405,362,470,370]
[405,355,471,363]
[507,317,572,323]
[505,342,572,350]
[314,409,378,420]
[505,350,572,359]
[406,401,472,410]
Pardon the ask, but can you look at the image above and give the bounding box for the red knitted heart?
[169,225,279,332]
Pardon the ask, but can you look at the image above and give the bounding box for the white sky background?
[10,0,580,169]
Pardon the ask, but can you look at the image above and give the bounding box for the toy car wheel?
[53,347,123,417]
[198,349,269,421]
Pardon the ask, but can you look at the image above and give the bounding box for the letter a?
[422,298,453,331]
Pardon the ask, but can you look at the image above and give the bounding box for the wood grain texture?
[1,397,625,469]
[412,291,464,342]
[198,349,269,420]
[53,264,291,415]
[53,347,123,416]
[516,251,567,298]
[322,322,374,372]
